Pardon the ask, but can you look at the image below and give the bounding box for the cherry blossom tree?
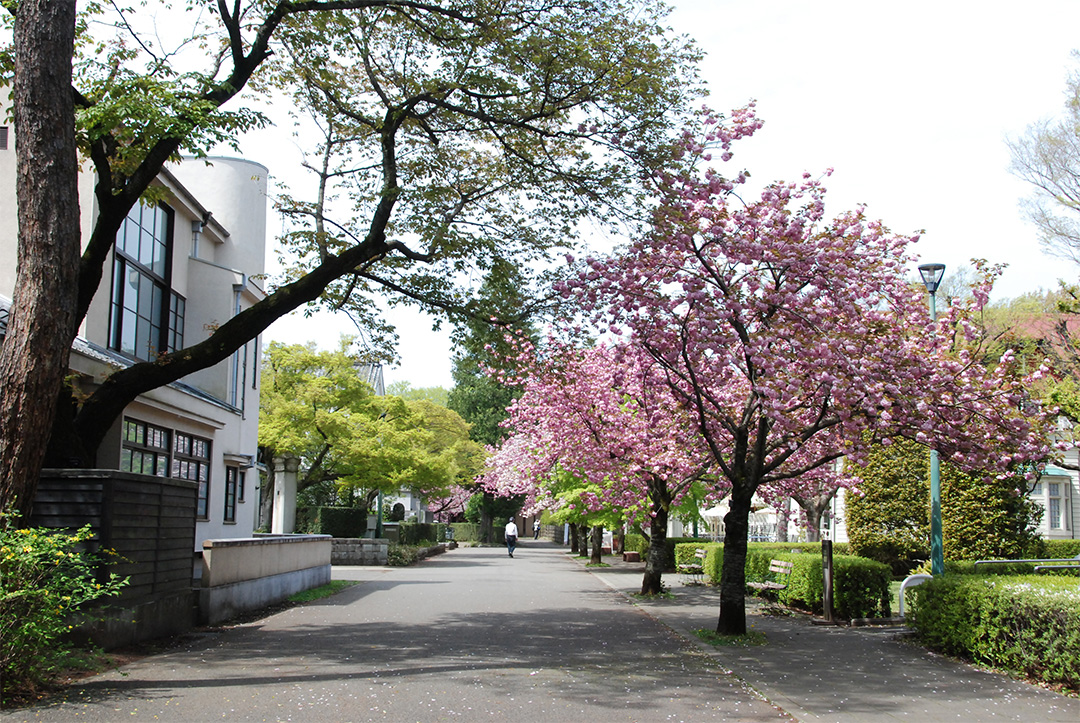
[481,339,718,593]
[565,108,1058,634]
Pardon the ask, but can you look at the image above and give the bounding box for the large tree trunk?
[568,523,579,554]
[641,505,669,594]
[0,1,79,517]
[641,474,672,595]
[590,526,603,564]
[716,485,754,635]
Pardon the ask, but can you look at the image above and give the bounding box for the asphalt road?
[3,542,786,722]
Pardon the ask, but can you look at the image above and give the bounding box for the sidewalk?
[585,552,1080,722]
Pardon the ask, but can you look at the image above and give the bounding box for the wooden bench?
[678,548,707,584]
[747,559,793,593]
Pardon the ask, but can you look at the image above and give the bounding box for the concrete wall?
[199,534,331,625]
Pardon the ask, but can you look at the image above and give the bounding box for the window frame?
[109,202,185,361]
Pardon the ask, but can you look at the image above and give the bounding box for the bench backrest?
[769,559,793,575]
[694,548,707,559]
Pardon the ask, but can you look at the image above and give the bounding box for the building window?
[238,469,246,503]
[224,467,238,523]
[109,202,185,361]
[173,432,212,519]
[120,419,171,476]
[1048,482,1062,529]
[0,126,8,150]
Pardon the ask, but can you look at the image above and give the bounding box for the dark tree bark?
[0,0,79,517]
[716,484,753,635]
[640,474,672,595]
[589,525,603,564]
[568,523,579,554]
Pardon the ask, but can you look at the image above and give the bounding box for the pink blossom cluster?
[478,339,720,523]
[556,110,1057,498]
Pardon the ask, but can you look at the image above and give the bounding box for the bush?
[624,533,648,555]
[908,575,1080,690]
[744,549,891,619]
[399,522,437,545]
[386,543,424,566]
[1035,540,1080,560]
[675,542,723,579]
[1,518,128,702]
[449,523,482,542]
[296,506,368,538]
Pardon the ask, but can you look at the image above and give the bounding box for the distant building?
[0,101,269,546]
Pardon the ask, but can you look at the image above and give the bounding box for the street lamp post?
[918,262,946,577]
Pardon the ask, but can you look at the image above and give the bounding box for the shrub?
[386,543,424,566]
[675,542,723,579]
[296,506,368,538]
[1038,540,1080,560]
[624,533,648,555]
[1,517,128,702]
[744,548,891,619]
[908,575,1080,690]
[449,523,482,542]
[399,522,438,545]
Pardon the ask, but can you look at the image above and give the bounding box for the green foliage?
[385,382,450,407]
[693,628,768,647]
[624,533,648,555]
[847,439,1041,576]
[386,543,426,567]
[0,516,128,701]
[645,537,705,571]
[676,542,723,580]
[296,507,368,538]
[261,341,483,508]
[399,522,439,545]
[287,580,358,604]
[1041,539,1080,558]
[449,523,482,542]
[743,549,892,619]
[908,576,1080,690]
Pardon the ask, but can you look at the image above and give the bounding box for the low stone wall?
[199,535,331,625]
[332,537,389,565]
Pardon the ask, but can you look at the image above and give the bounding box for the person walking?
[505,518,518,557]
[533,518,541,540]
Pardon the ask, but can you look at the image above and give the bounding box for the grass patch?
[585,562,611,568]
[287,580,358,603]
[693,628,768,647]
[632,590,675,600]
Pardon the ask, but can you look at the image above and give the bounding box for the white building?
[1,107,269,546]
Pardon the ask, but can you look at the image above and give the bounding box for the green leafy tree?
[260,340,480,522]
[847,438,1042,575]
[0,0,703,516]
[385,382,450,408]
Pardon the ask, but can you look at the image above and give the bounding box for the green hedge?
[908,575,1080,690]
[742,548,891,619]
[624,533,648,555]
[1034,539,1080,559]
[449,523,482,542]
[399,522,436,545]
[296,507,368,538]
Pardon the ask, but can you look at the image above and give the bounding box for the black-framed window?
[238,469,246,503]
[173,432,212,519]
[109,202,185,361]
[224,467,238,523]
[0,126,8,150]
[120,419,171,477]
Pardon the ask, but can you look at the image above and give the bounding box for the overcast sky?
[260,0,1080,390]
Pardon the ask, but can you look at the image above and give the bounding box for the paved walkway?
[3,541,1077,722]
